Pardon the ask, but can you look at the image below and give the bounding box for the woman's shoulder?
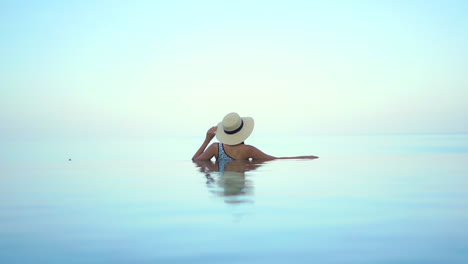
[242,144,257,149]
[239,144,260,154]
[222,143,255,152]
[226,143,254,153]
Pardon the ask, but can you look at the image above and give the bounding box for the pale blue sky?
[1,0,467,139]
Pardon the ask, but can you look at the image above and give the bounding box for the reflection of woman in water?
[192,112,318,161]
[193,159,265,204]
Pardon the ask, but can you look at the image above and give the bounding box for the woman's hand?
[206,126,217,140]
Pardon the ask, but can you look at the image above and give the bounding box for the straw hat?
[216,112,254,145]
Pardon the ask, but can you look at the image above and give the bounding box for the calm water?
[1,134,468,263]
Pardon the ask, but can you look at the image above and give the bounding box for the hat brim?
[216,117,254,145]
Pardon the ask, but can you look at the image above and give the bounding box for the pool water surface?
[1,134,467,263]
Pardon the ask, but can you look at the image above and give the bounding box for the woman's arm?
[248,145,318,160]
[192,126,217,160]
[276,155,319,159]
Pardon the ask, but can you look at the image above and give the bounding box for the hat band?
[224,120,244,135]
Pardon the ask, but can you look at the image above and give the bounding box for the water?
[1,134,468,263]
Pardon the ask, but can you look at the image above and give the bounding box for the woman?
[192,112,318,161]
